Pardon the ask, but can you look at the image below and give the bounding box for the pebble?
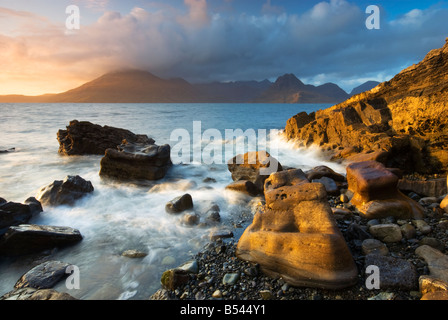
[369,223,403,243]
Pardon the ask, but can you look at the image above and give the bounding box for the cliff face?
[285,38,448,174]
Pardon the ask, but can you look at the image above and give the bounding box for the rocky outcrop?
[227,151,283,193]
[36,175,94,206]
[284,38,448,174]
[57,120,154,156]
[346,161,424,219]
[236,169,358,289]
[99,140,172,181]
[0,197,43,236]
[0,224,83,256]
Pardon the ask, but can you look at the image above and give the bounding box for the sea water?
[0,103,344,300]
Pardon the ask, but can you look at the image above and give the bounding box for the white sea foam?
[0,102,339,299]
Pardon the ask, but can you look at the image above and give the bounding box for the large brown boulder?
[227,151,283,193]
[99,140,172,181]
[236,169,358,289]
[284,39,448,174]
[346,161,424,219]
[57,120,154,156]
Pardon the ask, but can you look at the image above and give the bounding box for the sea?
[0,103,345,300]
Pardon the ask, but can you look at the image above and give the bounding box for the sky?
[0,0,448,95]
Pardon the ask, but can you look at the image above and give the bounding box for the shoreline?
[151,181,448,301]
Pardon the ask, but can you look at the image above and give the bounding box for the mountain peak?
[273,73,304,89]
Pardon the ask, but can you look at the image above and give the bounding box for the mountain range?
[0,70,379,103]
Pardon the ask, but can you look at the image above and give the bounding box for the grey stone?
[369,223,402,243]
[365,254,418,290]
[15,261,70,289]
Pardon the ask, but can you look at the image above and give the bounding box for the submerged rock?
[36,175,94,206]
[0,224,83,256]
[165,194,193,214]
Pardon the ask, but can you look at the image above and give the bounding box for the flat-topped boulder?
[227,151,283,193]
[36,175,94,206]
[57,120,154,155]
[346,161,424,219]
[99,140,172,181]
[0,224,83,256]
[236,169,358,289]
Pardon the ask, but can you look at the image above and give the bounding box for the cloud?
[1,0,448,95]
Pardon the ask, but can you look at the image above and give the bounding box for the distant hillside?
[252,73,350,103]
[0,70,357,104]
[350,81,381,96]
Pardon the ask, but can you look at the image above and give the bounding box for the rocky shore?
[151,163,448,301]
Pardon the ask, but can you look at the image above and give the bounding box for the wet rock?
[204,204,221,224]
[0,147,15,154]
[178,260,199,274]
[227,151,282,192]
[210,229,234,241]
[121,249,148,258]
[36,175,94,206]
[160,269,190,291]
[165,194,193,214]
[0,224,83,256]
[181,213,200,226]
[57,120,154,156]
[15,260,70,289]
[0,197,43,236]
[346,161,424,219]
[222,272,240,286]
[365,254,418,290]
[100,140,171,181]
